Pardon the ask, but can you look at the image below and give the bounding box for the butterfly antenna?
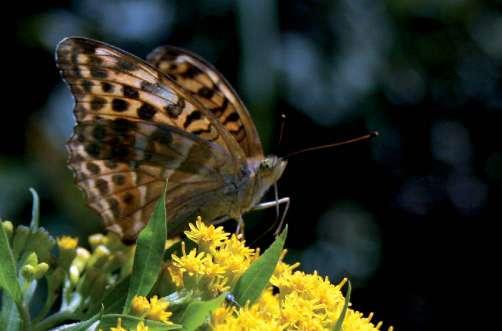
[284,131,379,159]
[278,113,287,148]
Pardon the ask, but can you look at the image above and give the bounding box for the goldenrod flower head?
[171,242,207,277]
[212,303,283,331]
[184,216,229,251]
[110,317,127,331]
[281,292,327,330]
[208,276,230,296]
[136,321,149,331]
[211,305,235,327]
[342,309,383,331]
[57,235,78,250]
[131,295,151,316]
[166,263,184,287]
[145,296,173,324]
[165,237,180,250]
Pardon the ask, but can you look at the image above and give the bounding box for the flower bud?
[24,252,39,266]
[69,265,80,286]
[72,247,91,273]
[21,264,36,281]
[87,245,110,269]
[1,220,13,239]
[33,262,49,279]
[88,233,105,250]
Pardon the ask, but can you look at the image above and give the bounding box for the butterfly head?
[257,156,287,185]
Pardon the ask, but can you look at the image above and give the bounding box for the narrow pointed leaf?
[49,308,102,331]
[102,276,130,314]
[29,188,40,230]
[0,293,21,331]
[0,221,22,304]
[123,186,167,313]
[333,280,352,331]
[179,293,226,331]
[233,226,287,305]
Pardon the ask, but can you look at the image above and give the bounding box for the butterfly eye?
[260,159,274,170]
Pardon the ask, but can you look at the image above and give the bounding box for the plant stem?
[33,310,76,331]
[17,302,31,331]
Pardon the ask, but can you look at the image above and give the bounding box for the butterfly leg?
[235,216,245,236]
[252,197,290,236]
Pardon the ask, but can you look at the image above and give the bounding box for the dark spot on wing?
[112,174,126,185]
[90,97,107,111]
[223,111,240,124]
[86,162,100,174]
[81,80,93,92]
[90,68,108,79]
[112,98,129,112]
[85,143,101,157]
[122,192,134,205]
[123,85,139,99]
[197,86,214,98]
[137,103,156,120]
[101,82,113,93]
[95,179,109,194]
[184,110,202,128]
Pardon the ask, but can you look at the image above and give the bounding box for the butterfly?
[55,37,288,243]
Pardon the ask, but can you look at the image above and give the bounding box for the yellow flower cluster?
[166,217,257,297]
[110,318,149,331]
[169,218,391,331]
[131,295,173,325]
[108,295,173,331]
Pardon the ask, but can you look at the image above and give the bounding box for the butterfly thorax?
[237,156,287,214]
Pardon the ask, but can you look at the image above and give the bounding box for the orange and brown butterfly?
[55,37,288,243]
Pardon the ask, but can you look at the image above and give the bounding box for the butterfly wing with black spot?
[68,118,238,241]
[56,37,246,240]
[146,46,264,158]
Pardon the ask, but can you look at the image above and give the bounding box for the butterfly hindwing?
[147,46,264,158]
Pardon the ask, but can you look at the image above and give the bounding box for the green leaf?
[0,221,22,304]
[98,314,181,330]
[123,186,168,313]
[50,308,103,331]
[179,293,226,331]
[333,280,352,331]
[29,188,40,230]
[232,226,287,305]
[0,293,21,331]
[33,267,65,322]
[102,276,130,314]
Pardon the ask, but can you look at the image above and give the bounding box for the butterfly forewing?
[56,37,246,240]
[147,46,264,158]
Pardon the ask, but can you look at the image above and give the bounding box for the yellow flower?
[171,242,207,277]
[211,235,256,282]
[342,309,386,331]
[208,276,230,296]
[110,318,127,331]
[57,236,78,250]
[145,296,173,324]
[165,237,180,250]
[281,292,327,330]
[184,216,229,250]
[131,295,151,316]
[136,321,149,331]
